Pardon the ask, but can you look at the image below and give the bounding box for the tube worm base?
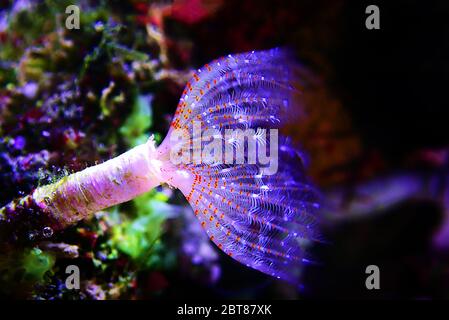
[32,138,163,229]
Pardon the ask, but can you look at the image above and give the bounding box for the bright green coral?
[119,94,153,147]
[23,248,55,282]
[109,192,166,268]
[0,247,55,289]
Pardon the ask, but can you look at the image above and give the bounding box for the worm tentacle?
[162,48,322,283]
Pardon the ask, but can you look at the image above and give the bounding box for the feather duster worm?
[1,48,321,283]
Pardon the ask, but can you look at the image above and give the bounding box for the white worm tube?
[32,138,165,228]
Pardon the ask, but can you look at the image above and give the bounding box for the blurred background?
[0,0,448,299]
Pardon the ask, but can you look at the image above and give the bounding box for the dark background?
[186,0,449,158]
